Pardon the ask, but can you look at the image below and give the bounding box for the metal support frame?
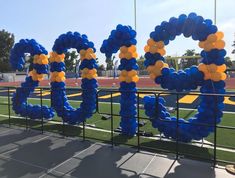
[1,86,235,166]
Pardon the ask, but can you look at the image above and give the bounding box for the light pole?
[134,0,137,31]
[214,0,217,25]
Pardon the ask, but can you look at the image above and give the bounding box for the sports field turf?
[0,96,234,165]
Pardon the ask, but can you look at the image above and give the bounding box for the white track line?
[0,129,13,136]
[32,135,50,143]
[1,148,19,155]
[0,135,50,156]
[0,153,48,170]
[0,153,76,178]
[140,153,157,177]
[38,143,97,178]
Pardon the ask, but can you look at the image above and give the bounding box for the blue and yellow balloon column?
[10,39,54,119]
[50,32,98,124]
[101,25,139,136]
[144,13,227,142]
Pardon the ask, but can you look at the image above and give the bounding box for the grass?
[0,95,235,165]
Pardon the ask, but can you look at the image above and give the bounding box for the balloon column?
[50,32,98,124]
[100,25,139,136]
[10,39,54,119]
[143,13,226,142]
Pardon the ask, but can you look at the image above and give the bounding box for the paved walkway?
[0,126,233,178]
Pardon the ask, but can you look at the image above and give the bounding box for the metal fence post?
[83,121,85,141]
[62,88,65,136]
[137,92,140,152]
[213,95,218,167]
[25,103,28,130]
[176,93,179,160]
[40,88,44,134]
[7,87,11,127]
[110,91,114,147]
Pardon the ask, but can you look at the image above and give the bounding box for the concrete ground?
[0,126,233,178]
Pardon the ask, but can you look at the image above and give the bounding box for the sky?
[0,0,235,66]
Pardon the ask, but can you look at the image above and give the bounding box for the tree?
[165,55,177,69]
[180,49,200,69]
[136,55,145,70]
[64,51,78,72]
[105,56,114,70]
[0,29,14,72]
[98,64,105,71]
[232,39,235,54]
[225,56,233,68]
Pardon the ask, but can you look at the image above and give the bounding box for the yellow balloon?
[128,70,137,77]
[147,65,155,73]
[79,49,86,56]
[147,38,155,46]
[149,73,157,80]
[119,53,125,59]
[128,45,136,52]
[216,31,224,40]
[132,75,139,83]
[87,75,93,80]
[204,42,214,51]
[158,48,166,56]
[163,63,169,68]
[87,48,94,53]
[217,64,226,72]
[52,71,58,77]
[208,64,217,73]
[50,76,55,82]
[125,52,133,59]
[149,46,157,54]
[215,40,225,49]
[198,41,205,48]
[81,74,86,79]
[207,34,217,43]
[41,58,48,65]
[211,72,222,82]
[155,60,164,69]
[126,76,132,83]
[156,41,164,49]
[58,71,65,77]
[198,63,207,72]
[120,46,128,53]
[133,52,138,58]
[91,69,97,75]
[221,73,227,80]
[119,76,125,82]
[153,69,161,76]
[91,53,96,59]
[203,73,211,80]
[144,45,150,53]
[121,70,128,77]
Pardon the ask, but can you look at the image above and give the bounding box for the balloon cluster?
[10,39,54,120]
[143,13,226,142]
[100,24,137,58]
[101,25,138,136]
[50,32,98,124]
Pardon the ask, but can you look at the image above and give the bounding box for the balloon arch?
[10,13,226,142]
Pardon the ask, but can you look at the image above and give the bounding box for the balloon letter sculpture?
[143,13,226,142]
[100,25,139,136]
[50,32,98,124]
[10,39,54,119]
[10,13,226,142]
